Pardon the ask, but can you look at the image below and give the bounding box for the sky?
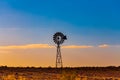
[0,0,120,67]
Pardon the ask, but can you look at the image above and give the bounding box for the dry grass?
[0,66,120,80]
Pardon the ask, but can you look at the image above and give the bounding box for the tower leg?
[56,45,63,68]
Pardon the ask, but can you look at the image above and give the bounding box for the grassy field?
[0,66,120,80]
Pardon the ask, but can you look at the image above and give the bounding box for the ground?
[0,66,120,80]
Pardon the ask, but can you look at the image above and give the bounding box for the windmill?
[53,32,67,68]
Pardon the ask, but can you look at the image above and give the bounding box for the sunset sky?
[0,0,120,67]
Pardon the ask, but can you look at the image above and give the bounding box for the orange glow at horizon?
[0,44,120,67]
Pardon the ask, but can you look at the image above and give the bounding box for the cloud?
[1,43,116,50]
[98,44,109,48]
[0,44,94,50]
[62,45,93,49]
[0,44,54,50]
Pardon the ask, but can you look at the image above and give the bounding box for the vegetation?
[0,66,120,80]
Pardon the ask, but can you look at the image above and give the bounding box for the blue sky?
[0,0,120,45]
[0,0,120,67]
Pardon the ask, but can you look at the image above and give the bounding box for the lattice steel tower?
[53,32,67,68]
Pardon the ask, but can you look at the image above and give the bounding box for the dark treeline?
[0,66,120,72]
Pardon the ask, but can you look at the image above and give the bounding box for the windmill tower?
[53,32,67,68]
